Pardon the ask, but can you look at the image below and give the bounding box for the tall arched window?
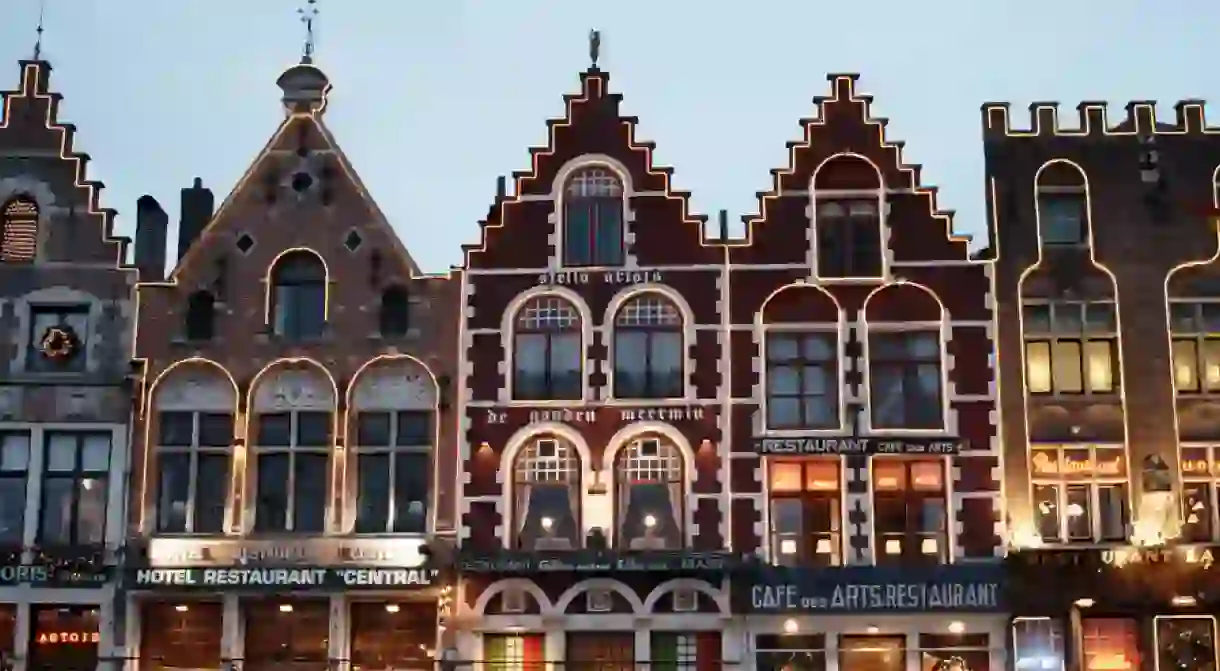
[563,167,624,267]
[153,367,235,534]
[813,156,883,279]
[616,437,683,550]
[1035,162,1088,247]
[513,296,582,400]
[865,285,944,430]
[514,437,581,550]
[269,251,326,340]
[613,294,683,399]
[251,366,333,533]
[1,196,39,263]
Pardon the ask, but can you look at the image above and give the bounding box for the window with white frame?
[815,200,883,279]
[353,410,430,534]
[1170,301,1220,393]
[1155,616,1216,671]
[1081,618,1140,671]
[512,296,583,401]
[613,294,684,399]
[616,437,683,550]
[562,167,625,267]
[1023,301,1118,395]
[252,411,330,532]
[0,432,29,543]
[1030,443,1128,544]
[1179,445,1220,542]
[155,411,232,533]
[872,459,947,564]
[868,330,943,430]
[1011,618,1065,671]
[768,460,841,566]
[40,432,110,545]
[514,437,581,550]
[766,331,839,430]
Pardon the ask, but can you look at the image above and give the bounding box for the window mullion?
[287,412,297,532]
[70,436,83,545]
[387,417,398,533]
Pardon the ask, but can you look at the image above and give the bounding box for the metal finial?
[588,29,601,68]
[297,0,318,64]
[33,0,47,60]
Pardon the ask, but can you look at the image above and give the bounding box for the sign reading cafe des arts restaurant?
[127,537,437,591]
[741,565,1007,614]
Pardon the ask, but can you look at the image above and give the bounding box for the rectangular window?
[484,634,544,670]
[651,632,720,670]
[26,305,90,372]
[354,410,431,534]
[252,411,330,533]
[872,459,946,565]
[155,411,232,534]
[1081,619,1140,671]
[565,633,634,671]
[868,331,943,430]
[755,634,827,671]
[1038,192,1088,246]
[1023,302,1118,395]
[1155,616,1215,671]
[1030,444,1128,544]
[0,432,29,544]
[1170,302,1220,393]
[1179,445,1220,542]
[768,460,841,566]
[816,200,883,279]
[1012,618,1065,671]
[40,432,110,545]
[839,636,904,671]
[766,332,839,430]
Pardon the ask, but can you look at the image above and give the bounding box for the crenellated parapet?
[982,98,1216,139]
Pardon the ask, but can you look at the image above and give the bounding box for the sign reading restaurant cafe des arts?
[129,537,437,590]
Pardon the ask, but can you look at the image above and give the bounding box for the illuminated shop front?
[743,564,1008,671]
[0,556,113,671]
[1008,546,1220,671]
[453,550,740,669]
[124,538,441,671]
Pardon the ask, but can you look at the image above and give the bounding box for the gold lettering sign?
[1101,546,1215,569]
[1031,452,1059,475]
[1183,459,1211,475]
[36,631,99,645]
[1031,451,1123,477]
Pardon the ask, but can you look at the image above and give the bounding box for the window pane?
[1065,485,1092,540]
[0,434,28,472]
[157,412,194,446]
[767,336,799,362]
[356,412,392,447]
[873,462,906,490]
[396,412,431,446]
[1023,304,1052,333]
[255,414,291,447]
[593,200,624,265]
[156,453,190,533]
[1051,341,1084,393]
[293,453,328,532]
[1039,194,1085,245]
[1183,483,1212,542]
[1034,484,1061,542]
[195,454,229,534]
[802,335,834,360]
[550,333,583,399]
[393,453,429,533]
[39,478,73,544]
[769,464,803,493]
[615,331,649,397]
[514,333,548,399]
[919,498,946,533]
[254,454,289,531]
[1084,340,1115,392]
[1203,339,1220,391]
[1174,340,1201,392]
[771,499,802,565]
[1055,304,1084,333]
[1026,341,1053,393]
[768,397,801,429]
[910,462,943,491]
[1170,303,1197,332]
[45,434,76,472]
[295,412,332,447]
[197,413,234,447]
[564,202,593,266]
[1157,617,1215,671]
[648,331,684,397]
[0,476,24,542]
[76,477,106,544]
[81,435,110,471]
[1085,303,1116,332]
[768,366,799,395]
[1082,619,1140,671]
[1098,485,1128,542]
[1202,304,1220,332]
[355,454,390,533]
[1013,619,1065,671]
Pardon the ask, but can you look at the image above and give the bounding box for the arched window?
[813,156,883,279]
[514,437,580,550]
[616,437,683,549]
[563,167,624,267]
[379,285,411,337]
[184,291,216,341]
[154,368,235,534]
[1035,162,1088,247]
[512,296,582,400]
[613,294,683,399]
[868,331,943,429]
[269,251,326,340]
[1,196,39,263]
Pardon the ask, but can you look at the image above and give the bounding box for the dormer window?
[514,437,581,550]
[1,196,38,263]
[562,167,624,267]
[269,251,326,340]
[184,291,217,341]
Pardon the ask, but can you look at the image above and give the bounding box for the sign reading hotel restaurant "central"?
[132,567,437,589]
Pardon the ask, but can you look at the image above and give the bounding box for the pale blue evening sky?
[0,0,1213,272]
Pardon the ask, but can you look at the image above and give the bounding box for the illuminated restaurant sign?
[131,567,438,589]
[0,564,109,586]
[36,631,99,645]
[741,565,1006,613]
[459,550,743,574]
[140,537,428,568]
[752,436,965,456]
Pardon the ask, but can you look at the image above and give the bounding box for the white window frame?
[352,409,432,534]
[252,410,331,533]
[1022,300,1118,396]
[1030,443,1129,545]
[154,410,232,533]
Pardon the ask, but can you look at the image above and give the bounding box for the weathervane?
[33,0,48,60]
[298,0,319,64]
[589,29,601,68]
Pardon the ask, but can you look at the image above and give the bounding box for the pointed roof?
[171,61,418,279]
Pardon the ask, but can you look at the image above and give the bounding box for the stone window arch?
[615,436,683,549]
[512,296,582,401]
[513,436,581,550]
[562,167,624,267]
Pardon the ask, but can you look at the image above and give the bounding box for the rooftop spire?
[588,29,601,70]
[298,0,318,64]
[32,0,47,61]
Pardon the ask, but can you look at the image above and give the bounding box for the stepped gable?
[462,66,710,270]
[0,60,128,265]
[733,73,970,266]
